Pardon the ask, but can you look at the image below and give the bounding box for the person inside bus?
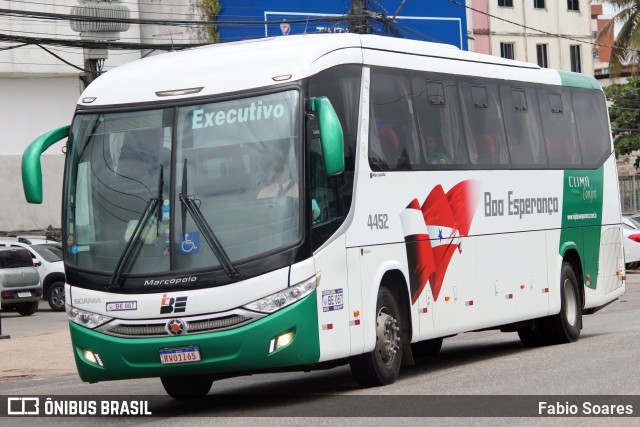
[257,149,321,220]
[257,153,298,199]
[424,135,450,165]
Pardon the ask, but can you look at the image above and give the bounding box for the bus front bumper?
[69,291,320,383]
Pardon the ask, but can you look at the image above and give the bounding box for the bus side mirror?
[309,97,345,176]
[22,125,70,204]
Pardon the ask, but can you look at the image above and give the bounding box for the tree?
[605,76,640,166]
[596,0,640,77]
[200,0,221,43]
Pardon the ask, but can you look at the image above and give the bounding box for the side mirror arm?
[22,125,70,204]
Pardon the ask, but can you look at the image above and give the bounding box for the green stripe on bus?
[70,291,320,383]
[558,70,601,90]
[559,167,604,290]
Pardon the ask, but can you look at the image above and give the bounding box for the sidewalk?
[0,330,75,381]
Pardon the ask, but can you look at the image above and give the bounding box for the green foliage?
[201,0,221,43]
[605,76,640,167]
[595,1,640,77]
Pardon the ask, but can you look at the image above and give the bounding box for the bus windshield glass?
[64,90,301,276]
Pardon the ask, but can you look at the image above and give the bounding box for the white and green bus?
[22,34,625,398]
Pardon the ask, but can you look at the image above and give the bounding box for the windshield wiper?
[179,159,242,281]
[110,165,163,288]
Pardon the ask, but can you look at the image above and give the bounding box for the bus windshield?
[64,90,301,276]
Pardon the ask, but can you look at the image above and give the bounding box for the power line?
[0,8,348,28]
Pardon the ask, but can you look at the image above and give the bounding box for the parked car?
[622,215,640,269]
[0,239,65,311]
[0,247,42,316]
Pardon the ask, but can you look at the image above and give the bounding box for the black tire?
[350,287,403,387]
[540,262,582,344]
[161,375,213,399]
[517,324,547,347]
[411,337,443,357]
[47,281,66,312]
[15,301,39,316]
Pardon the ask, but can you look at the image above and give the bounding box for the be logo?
[160,294,187,314]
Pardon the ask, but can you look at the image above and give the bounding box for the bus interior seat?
[475,133,496,164]
[378,127,400,168]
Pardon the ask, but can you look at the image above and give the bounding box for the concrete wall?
[0,155,65,232]
[0,76,81,230]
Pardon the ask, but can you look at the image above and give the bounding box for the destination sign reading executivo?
[191,101,285,130]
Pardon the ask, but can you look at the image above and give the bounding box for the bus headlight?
[243,275,319,314]
[66,304,112,329]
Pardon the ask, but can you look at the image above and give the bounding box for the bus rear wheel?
[161,375,214,399]
[349,287,402,387]
[539,262,582,344]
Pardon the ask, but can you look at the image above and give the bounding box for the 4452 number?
[367,214,389,230]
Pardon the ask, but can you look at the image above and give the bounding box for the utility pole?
[70,0,131,88]
[347,0,371,34]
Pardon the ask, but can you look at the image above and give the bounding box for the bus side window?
[500,85,547,167]
[537,89,581,167]
[369,69,421,171]
[571,88,610,167]
[459,81,509,166]
[413,75,468,167]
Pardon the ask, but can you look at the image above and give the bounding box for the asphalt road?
[1,275,640,424]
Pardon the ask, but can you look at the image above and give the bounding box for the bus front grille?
[100,310,264,337]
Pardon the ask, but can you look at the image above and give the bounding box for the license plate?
[322,288,344,312]
[159,346,201,365]
[17,291,32,298]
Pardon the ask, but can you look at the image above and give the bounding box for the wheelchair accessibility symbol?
[179,232,200,254]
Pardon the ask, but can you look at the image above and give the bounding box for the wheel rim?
[563,278,577,326]
[375,307,400,365]
[50,286,65,309]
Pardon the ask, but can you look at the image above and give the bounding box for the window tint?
[459,81,509,166]
[0,249,33,268]
[538,88,581,167]
[365,66,609,172]
[500,85,547,166]
[309,65,362,249]
[571,88,610,166]
[369,69,421,171]
[413,76,468,167]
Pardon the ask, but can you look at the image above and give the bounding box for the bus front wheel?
[349,287,402,387]
[161,375,214,399]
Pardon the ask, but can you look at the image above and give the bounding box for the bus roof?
[78,34,598,107]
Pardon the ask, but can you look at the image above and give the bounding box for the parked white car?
[0,239,65,311]
[622,216,640,269]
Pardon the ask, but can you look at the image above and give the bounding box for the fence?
[619,175,640,214]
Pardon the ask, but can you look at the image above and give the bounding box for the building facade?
[471,0,594,74]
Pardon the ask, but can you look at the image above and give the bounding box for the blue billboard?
[217,0,468,50]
